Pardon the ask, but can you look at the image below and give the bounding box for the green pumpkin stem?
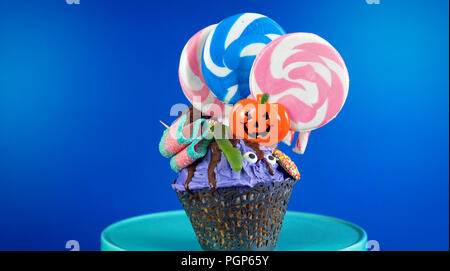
[260,93,269,104]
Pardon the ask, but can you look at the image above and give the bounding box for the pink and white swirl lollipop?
[250,33,349,132]
[179,25,232,119]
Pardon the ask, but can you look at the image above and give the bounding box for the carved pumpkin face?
[230,94,291,146]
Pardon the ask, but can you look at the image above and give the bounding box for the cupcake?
[172,138,299,251]
[157,11,303,249]
[158,103,301,250]
[157,12,350,251]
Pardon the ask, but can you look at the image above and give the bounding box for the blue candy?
[201,13,285,104]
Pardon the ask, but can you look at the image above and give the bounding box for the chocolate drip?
[185,159,201,193]
[229,139,240,147]
[207,141,222,189]
[262,159,275,176]
[189,106,195,124]
[174,107,215,191]
[245,140,274,176]
[244,140,264,159]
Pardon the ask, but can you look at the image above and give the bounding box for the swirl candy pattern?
[250,33,350,131]
[179,25,231,118]
[202,13,285,104]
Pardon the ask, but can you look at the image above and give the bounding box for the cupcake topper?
[201,13,285,104]
[250,32,349,132]
[249,32,349,153]
[229,94,291,146]
[179,25,232,118]
[158,111,213,172]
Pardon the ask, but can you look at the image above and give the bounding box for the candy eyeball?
[265,154,277,166]
[243,152,258,164]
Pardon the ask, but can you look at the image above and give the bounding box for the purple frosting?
[172,140,289,191]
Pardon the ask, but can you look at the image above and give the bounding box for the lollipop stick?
[281,130,295,146]
[159,120,170,129]
[293,131,310,155]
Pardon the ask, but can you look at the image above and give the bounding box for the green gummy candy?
[214,125,243,171]
[212,124,243,172]
[215,138,243,172]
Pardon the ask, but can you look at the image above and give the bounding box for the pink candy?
[179,25,232,119]
[250,33,349,132]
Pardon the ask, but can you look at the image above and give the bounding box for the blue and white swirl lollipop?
[201,13,285,104]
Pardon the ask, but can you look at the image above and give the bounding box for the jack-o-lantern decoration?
[230,94,291,146]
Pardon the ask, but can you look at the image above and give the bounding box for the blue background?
[0,0,448,251]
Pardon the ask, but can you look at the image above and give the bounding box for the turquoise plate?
[101,210,367,251]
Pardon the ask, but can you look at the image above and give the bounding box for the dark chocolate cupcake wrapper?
[175,179,296,251]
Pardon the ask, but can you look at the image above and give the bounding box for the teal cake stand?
[101,210,367,251]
